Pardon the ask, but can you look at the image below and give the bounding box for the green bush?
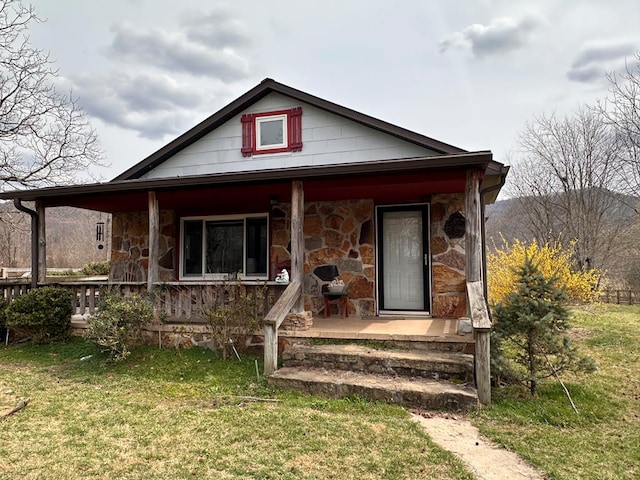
[5,287,73,343]
[492,257,596,395]
[83,289,154,361]
[0,297,8,334]
[202,281,268,360]
[81,261,110,276]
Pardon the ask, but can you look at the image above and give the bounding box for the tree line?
[489,54,640,289]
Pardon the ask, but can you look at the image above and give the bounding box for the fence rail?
[599,289,640,305]
[1,281,286,322]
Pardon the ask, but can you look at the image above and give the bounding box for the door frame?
[375,203,431,315]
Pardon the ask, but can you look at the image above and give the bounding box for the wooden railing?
[263,281,302,376]
[1,280,286,322]
[1,281,32,302]
[599,289,640,305]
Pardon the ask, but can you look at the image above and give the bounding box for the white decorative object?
[328,278,345,293]
[275,269,289,284]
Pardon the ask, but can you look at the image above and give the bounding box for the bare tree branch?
[507,108,633,271]
[0,0,104,192]
[595,52,640,198]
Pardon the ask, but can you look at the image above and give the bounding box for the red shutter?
[241,114,254,157]
[289,107,303,152]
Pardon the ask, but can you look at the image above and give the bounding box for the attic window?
[241,108,303,156]
[256,114,287,151]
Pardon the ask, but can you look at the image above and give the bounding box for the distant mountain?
[485,189,639,246]
[0,202,109,268]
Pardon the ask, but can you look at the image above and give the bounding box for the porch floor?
[279,316,473,343]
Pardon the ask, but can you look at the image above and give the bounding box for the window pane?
[205,220,243,274]
[183,220,203,275]
[259,119,284,146]
[246,217,268,275]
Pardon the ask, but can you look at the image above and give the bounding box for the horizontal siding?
[142,93,439,179]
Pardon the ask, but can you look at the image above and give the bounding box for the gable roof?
[113,78,467,181]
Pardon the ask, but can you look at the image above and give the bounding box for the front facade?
[101,79,505,320]
[0,79,506,402]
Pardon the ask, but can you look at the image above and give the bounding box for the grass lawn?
[472,304,640,480]
[0,339,473,480]
[2,304,638,479]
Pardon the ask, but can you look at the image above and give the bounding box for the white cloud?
[57,7,255,139]
[180,8,250,48]
[66,72,226,139]
[439,14,542,58]
[567,40,638,83]
[106,23,250,81]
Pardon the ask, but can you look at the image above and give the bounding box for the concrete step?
[269,366,478,411]
[282,343,475,382]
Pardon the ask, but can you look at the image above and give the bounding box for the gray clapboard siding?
[141,92,438,179]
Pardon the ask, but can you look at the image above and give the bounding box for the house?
[0,79,508,404]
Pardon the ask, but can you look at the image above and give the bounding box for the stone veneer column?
[110,210,176,282]
[430,194,467,318]
[271,199,375,317]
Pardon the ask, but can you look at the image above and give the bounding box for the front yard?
[1,304,638,479]
[473,304,640,480]
[0,340,471,480]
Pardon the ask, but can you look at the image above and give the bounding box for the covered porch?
[1,155,503,404]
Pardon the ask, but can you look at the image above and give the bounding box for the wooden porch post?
[147,191,159,292]
[290,180,304,312]
[36,200,46,284]
[465,169,491,405]
[264,180,304,376]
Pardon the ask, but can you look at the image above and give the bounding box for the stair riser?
[283,355,473,382]
[268,376,477,411]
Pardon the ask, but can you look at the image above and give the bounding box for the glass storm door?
[377,205,430,313]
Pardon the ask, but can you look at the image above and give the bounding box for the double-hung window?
[181,214,268,279]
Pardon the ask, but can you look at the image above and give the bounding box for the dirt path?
[412,412,548,480]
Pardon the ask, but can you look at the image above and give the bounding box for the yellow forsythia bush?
[487,238,601,305]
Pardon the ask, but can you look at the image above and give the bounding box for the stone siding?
[107,195,467,319]
[110,210,175,282]
[430,194,467,318]
[271,199,375,317]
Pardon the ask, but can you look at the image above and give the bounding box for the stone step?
[269,367,478,411]
[282,343,475,382]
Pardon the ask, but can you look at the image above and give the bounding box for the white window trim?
[179,213,269,281]
[255,114,288,151]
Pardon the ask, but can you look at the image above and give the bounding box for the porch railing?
[263,281,302,375]
[1,280,286,322]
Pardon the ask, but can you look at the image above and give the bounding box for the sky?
[26,0,640,185]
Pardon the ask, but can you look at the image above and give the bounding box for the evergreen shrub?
[5,286,73,343]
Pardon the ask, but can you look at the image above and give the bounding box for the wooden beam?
[465,169,491,405]
[147,191,159,292]
[290,180,304,312]
[465,170,483,284]
[35,200,46,284]
[466,281,491,330]
[264,323,278,376]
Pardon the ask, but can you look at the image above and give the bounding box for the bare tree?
[507,108,632,271]
[0,0,103,191]
[596,53,640,197]
[0,201,28,266]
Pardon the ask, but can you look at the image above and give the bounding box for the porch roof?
[0,151,506,212]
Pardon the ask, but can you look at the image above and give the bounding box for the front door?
[376,205,430,314]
